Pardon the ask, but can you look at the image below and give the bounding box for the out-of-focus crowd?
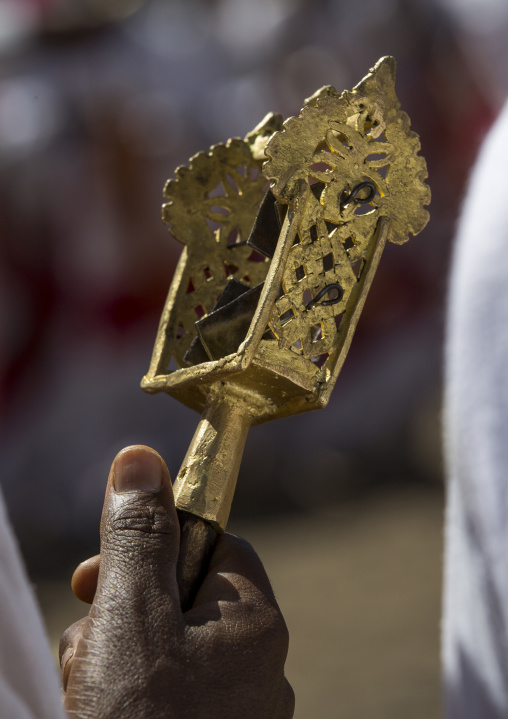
[0,0,506,576]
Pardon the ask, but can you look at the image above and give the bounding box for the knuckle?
[59,617,87,664]
[230,535,264,568]
[59,632,71,665]
[259,598,287,635]
[244,602,289,657]
[229,534,255,554]
[106,495,175,539]
[221,533,258,563]
[264,609,290,654]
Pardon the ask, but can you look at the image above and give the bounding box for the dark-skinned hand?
[59,445,294,719]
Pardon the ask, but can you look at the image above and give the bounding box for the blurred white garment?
[0,488,65,719]
[443,99,508,717]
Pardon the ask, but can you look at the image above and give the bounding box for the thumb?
[95,445,181,618]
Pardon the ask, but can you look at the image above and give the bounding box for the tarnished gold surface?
[264,56,429,365]
[143,56,430,531]
[173,383,252,531]
[155,122,279,370]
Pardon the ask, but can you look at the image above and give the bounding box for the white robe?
[443,99,508,716]
[0,488,65,719]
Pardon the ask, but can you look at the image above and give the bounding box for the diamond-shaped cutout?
[303,288,313,306]
[225,173,239,193]
[311,352,329,368]
[194,305,206,319]
[310,323,323,343]
[247,249,267,263]
[166,355,178,372]
[186,279,195,294]
[206,217,221,234]
[279,307,295,325]
[295,265,306,281]
[334,312,344,331]
[176,323,186,339]
[227,228,240,246]
[203,267,213,280]
[322,253,334,273]
[208,181,226,198]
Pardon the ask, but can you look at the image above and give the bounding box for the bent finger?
[186,534,289,658]
[72,554,100,604]
[59,617,87,691]
[187,533,279,617]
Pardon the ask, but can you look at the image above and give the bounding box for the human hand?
[59,445,294,719]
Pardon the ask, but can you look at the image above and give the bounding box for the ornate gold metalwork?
[157,115,282,369]
[142,56,430,531]
[264,56,430,364]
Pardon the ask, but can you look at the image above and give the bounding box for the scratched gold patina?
[142,57,430,531]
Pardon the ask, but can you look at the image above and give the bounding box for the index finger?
[185,533,279,621]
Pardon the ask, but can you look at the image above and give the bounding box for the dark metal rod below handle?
[176,509,218,611]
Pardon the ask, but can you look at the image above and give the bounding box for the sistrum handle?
[173,383,252,610]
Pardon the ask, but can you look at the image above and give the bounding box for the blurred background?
[0,0,506,716]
